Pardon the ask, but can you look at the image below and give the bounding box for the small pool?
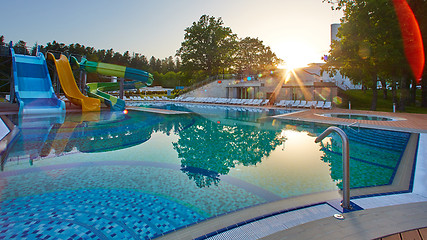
[321,113,403,121]
[0,104,413,239]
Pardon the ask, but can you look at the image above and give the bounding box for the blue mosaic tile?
[0,189,205,239]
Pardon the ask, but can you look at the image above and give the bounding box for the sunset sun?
[277,41,320,70]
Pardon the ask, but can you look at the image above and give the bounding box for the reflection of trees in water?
[318,139,344,189]
[318,129,405,189]
[152,114,196,136]
[173,116,281,188]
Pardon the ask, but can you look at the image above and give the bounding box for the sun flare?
[277,41,320,70]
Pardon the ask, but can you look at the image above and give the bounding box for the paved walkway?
[274,108,427,133]
[260,202,427,240]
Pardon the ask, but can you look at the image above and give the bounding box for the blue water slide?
[10,48,65,115]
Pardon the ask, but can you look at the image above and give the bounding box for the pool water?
[0,104,411,239]
[323,113,396,121]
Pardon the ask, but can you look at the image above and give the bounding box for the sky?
[1,0,342,68]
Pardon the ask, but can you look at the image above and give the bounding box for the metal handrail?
[315,126,352,210]
[347,121,360,132]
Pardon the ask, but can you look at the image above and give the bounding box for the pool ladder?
[346,121,360,132]
[315,126,352,210]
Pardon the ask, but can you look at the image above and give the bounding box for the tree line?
[322,0,427,110]
[1,15,281,89]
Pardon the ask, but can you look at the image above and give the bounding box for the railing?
[346,121,360,132]
[315,126,352,210]
[180,74,236,95]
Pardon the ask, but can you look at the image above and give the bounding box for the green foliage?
[177,15,238,76]
[339,89,427,113]
[13,40,29,55]
[322,0,412,110]
[235,37,282,75]
[177,15,282,83]
[173,116,281,188]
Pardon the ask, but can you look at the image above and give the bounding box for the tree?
[0,36,4,46]
[408,0,427,108]
[13,40,29,55]
[323,0,410,110]
[235,37,282,76]
[177,15,238,77]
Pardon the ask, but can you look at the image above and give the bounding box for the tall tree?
[177,15,238,77]
[235,37,281,75]
[13,40,29,55]
[323,0,410,110]
[408,0,427,108]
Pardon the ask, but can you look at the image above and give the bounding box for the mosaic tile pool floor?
[0,189,205,239]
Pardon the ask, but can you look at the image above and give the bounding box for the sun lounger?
[283,100,293,107]
[248,99,257,105]
[275,100,286,107]
[291,100,301,107]
[315,101,324,108]
[214,98,223,104]
[229,99,238,104]
[323,101,332,109]
[297,100,307,108]
[261,99,269,105]
[304,101,316,108]
[252,99,263,105]
[238,99,247,105]
[244,99,255,105]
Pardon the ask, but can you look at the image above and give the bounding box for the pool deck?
[273,108,427,133]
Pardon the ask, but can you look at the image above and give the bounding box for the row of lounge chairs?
[123,95,332,109]
[274,100,332,109]
[170,97,270,106]
[124,96,168,101]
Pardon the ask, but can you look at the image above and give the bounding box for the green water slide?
[72,57,154,111]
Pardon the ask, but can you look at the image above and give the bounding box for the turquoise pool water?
[0,104,411,239]
[322,113,396,121]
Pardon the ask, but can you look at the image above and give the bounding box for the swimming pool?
[0,104,413,239]
[320,113,404,121]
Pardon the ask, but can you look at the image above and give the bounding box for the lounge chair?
[305,101,316,108]
[245,99,255,105]
[275,100,286,107]
[297,100,307,108]
[238,99,247,105]
[249,99,258,105]
[323,101,332,109]
[261,99,269,105]
[252,99,263,105]
[315,101,324,109]
[229,99,238,104]
[291,100,301,108]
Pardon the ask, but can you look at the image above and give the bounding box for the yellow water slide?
[47,53,100,111]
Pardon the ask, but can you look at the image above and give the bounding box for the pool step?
[344,128,410,152]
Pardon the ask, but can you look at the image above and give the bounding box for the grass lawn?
[337,89,427,114]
